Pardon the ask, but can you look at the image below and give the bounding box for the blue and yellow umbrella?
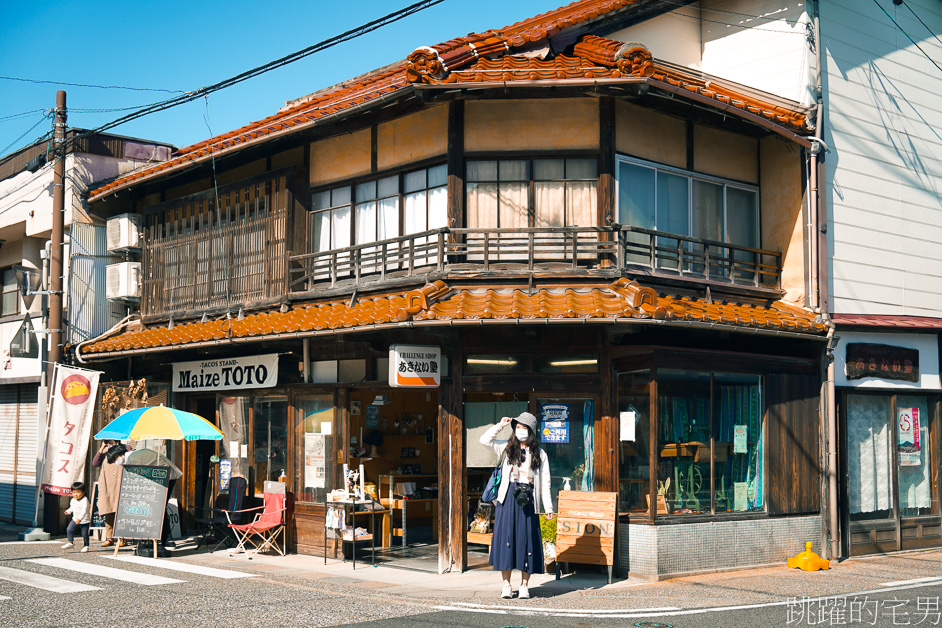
[94,405,224,441]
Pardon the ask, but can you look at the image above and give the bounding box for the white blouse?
[511,448,533,483]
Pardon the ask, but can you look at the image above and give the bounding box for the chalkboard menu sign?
[113,465,170,541]
[89,482,106,529]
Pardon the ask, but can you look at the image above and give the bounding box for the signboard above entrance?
[845,343,919,383]
[388,345,441,388]
[172,353,278,392]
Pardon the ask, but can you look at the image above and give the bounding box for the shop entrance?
[347,387,440,571]
[842,393,939,556]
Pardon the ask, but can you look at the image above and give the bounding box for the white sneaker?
[501,583,513,599]
[61,542,73,549]
[80,546,89,553]
[518,584,531,599]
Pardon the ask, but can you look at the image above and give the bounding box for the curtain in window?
[848,394,892,515]
[898,396,931,512]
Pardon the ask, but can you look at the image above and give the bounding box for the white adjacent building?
[0,130,172,524]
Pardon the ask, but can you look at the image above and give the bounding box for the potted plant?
[540,513,557,569]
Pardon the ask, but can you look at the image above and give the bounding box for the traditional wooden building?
[78,0,830,579]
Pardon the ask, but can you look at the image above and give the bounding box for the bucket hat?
[511,411,538,434]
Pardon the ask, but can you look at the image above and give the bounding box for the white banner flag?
[41,365,100,495]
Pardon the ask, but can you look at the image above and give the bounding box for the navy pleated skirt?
[489,482,544,574]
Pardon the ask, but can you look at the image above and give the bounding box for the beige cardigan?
[480,423,553,514]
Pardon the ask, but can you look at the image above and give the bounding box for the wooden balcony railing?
[287,226,781,294]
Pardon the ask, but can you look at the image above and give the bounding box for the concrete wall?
[821,0,942,316]
[620,515,822,579]
[465,99,599,152]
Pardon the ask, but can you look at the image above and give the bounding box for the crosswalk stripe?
[0,565,101,593]
[107,555,255,579]
[27,558,185,586]
[0,595,9,600]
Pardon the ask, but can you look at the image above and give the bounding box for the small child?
[62,481,91,552]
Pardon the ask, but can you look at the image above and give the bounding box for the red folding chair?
[225,481,286,558]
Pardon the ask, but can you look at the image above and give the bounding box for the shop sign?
[219,459,231,490]
[388,344,440,388]
[898,407,922,466]
[172,353,278,391]
[845,343,919,382]
[541,403,570,444]
[41,365,100,495]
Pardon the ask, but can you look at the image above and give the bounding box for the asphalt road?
[4,539,942,628]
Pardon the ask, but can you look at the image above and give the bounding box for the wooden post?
[447,100,465,263]
[437,340,464,572]
[598,96,615,268]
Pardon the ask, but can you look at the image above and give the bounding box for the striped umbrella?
[94,405,224,441]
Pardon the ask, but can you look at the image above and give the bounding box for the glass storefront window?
[898,396,933,517]
[295,395,335,504]
[658,370,711,514]
[537,398,595,508]
[714,374,763,513]
[617,371,650,514]
[847,394,893,521]
[253,397,288,496]
[217,395,250,488]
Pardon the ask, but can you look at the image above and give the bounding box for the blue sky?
[0,0,551,159]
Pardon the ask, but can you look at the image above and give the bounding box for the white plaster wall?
[700,0,815,106]
[0,319,43,380]
[607,3,703,69]
[821,0,942,316]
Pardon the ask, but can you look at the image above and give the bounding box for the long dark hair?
[106,443,127,464]
[504,422,542,471]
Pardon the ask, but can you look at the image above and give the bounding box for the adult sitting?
[125,448,182,551]
[92,441,131,547]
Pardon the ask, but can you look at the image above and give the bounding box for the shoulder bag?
[480,450,507,503]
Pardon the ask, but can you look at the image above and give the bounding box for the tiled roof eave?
[80,314,827,361]
[87,83,418,203]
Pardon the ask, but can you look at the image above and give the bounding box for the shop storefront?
[835,331,942,556]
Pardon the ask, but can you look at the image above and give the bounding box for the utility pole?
[47,90,66,384]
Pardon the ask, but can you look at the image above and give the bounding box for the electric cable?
[57,0,447,154]
[0,109,49,123]
[900,0,942,50]
[0,75,184,93]
[872,0,942,76]
[0,114,52,160]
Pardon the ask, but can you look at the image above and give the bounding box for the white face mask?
[515,428,529,441]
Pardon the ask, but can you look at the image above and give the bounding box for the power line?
[0,109,49,123]
[873,0,942,77]
[900,0,942,51]
[0,75,184,93]
[60,0,447,154]
[0,115,51,158]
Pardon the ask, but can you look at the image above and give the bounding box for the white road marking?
[880,576,942,587]
[0,540,62,545]
[0,595,9,600]
[449,602,678,613]
[0,565,101,593]
[437,579,942,619]
[107,555,255,579]
[27,558,184,586]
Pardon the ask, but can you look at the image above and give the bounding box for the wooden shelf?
[467,531,492,545]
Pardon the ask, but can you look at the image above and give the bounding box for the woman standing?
[480,411,553,599]
[92,441,129,547]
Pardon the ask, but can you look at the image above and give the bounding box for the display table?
[323,498,387,569]
[378,474,438,548]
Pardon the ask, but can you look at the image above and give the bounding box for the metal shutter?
[0,385,40,524]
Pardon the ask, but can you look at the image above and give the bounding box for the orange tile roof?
[79,280,825,357]
[88,0,813,202]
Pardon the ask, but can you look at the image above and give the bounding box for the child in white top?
[62,481,91,552]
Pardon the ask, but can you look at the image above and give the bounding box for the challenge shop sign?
[388,344,440,388]
[173,354,278,392]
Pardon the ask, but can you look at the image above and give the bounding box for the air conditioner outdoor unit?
[106,213,142,252]
[106,262,141,301]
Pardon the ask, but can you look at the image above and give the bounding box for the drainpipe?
[302,337,310,383]
[827,327,839,559]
